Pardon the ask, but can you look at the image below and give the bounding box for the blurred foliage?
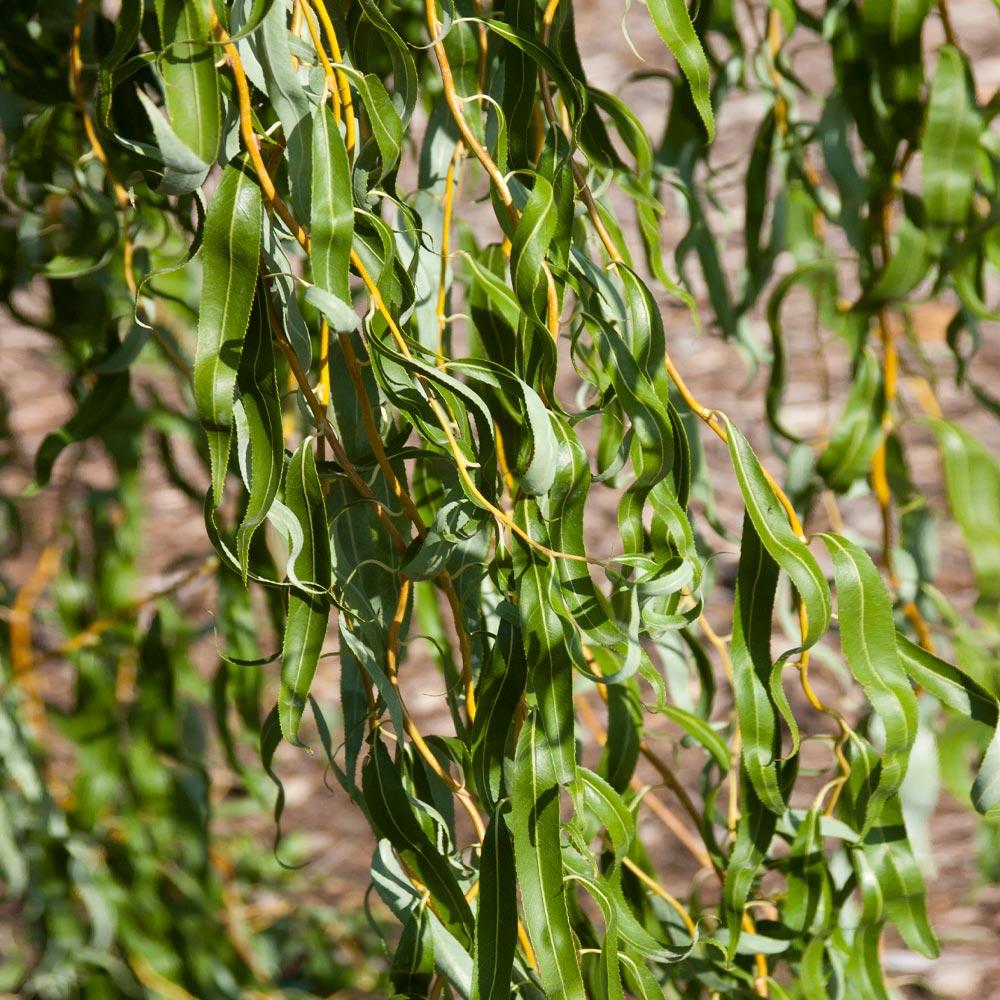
[2,0,1000,998]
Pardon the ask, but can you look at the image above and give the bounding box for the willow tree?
[2,0,1000,997]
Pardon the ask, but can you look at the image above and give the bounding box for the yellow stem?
[766,8,787,136]
[297,0,342,121]
[872,193,936,651]
[743,911,770,996]
[385,580,486,842]
[221,39,482,731]
[9,545,61,734]
[437,141,465,366]
[424,0,513,208]
[622,857,698,938]
[350,246,590,564]
[305,0,356,152]
[318,319,331,405]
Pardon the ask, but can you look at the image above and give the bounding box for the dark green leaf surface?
[821,534,918,829]
[194,164,262,505]
[278,440,332,744]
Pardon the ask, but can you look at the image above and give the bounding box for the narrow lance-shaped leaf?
[896,637,1000,819]
[362,738,475,948]
[345,68,405,183]
[391,903,436,997]
[820,533,918,830]
[855,791,939,958]
[509,714,586,1000]
[844,922,891,1000]
[782,806,827,934]
[817,349,883,493]
[923,44,980,226]
[278,440,332,744]
[233,294,282,578]
[725,417,832,646]
[861,217,930,305]
[972,728,1000,820]
[155,0,220,163]
[730,513,784,814]
[896,633,998,726]
[194,164,262,505]
[571,767,635,869]
[723,768,780,957]
[471,810,518,1000]
[926,417,1000,604]
[256,0,313,217]
[470,616,527,807]
[513,500,577,786]
[510,174,557,327]
[646,0,715,140]
[310,102,354,302]
[136,91,210,195]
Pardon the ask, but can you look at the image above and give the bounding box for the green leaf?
[571,766,635,867]
[310,102,355,301]
[471,810,517,1000]
[723,770,779,957]
[510,174,557,326]
[477,18,584,126]
[515,385,559,497]
[509,714,586,1000]
[862,217,930,305]
[391,903,435,997]
[856,794,939,958]
[923,45,980,225]
[861,0,931,126]
[896,633,997,726]
[256,0,314,217]
[845,923,890,1000]
[563,847,690,961]
[926,418,1000,603]
[471,616,527,807]
[347,69,404,183]
[499,0,537,168]
[599,677,643,793]
[725,417,831,647]
[194,164,262,505]
[782,806,827,934]
[136,91,210,194]
[278,441,332,744]
[304,285,360,332]
[513,501,578,786]
[730,513,784,814]
[972,728,1000,819]
[363,739,475,948]
[660,704,730,773]
[154,0,220,163]
[234,296,282,578]
[646,0,714,140]
[820,534,918,829]
[355,0,418,124]
[372,840,474,995]
[96,0,144,130]
[816,350,883,493]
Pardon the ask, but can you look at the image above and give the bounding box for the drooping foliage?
[2,0,1000,997]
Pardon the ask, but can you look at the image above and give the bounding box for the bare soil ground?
[3,2,1000,996]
